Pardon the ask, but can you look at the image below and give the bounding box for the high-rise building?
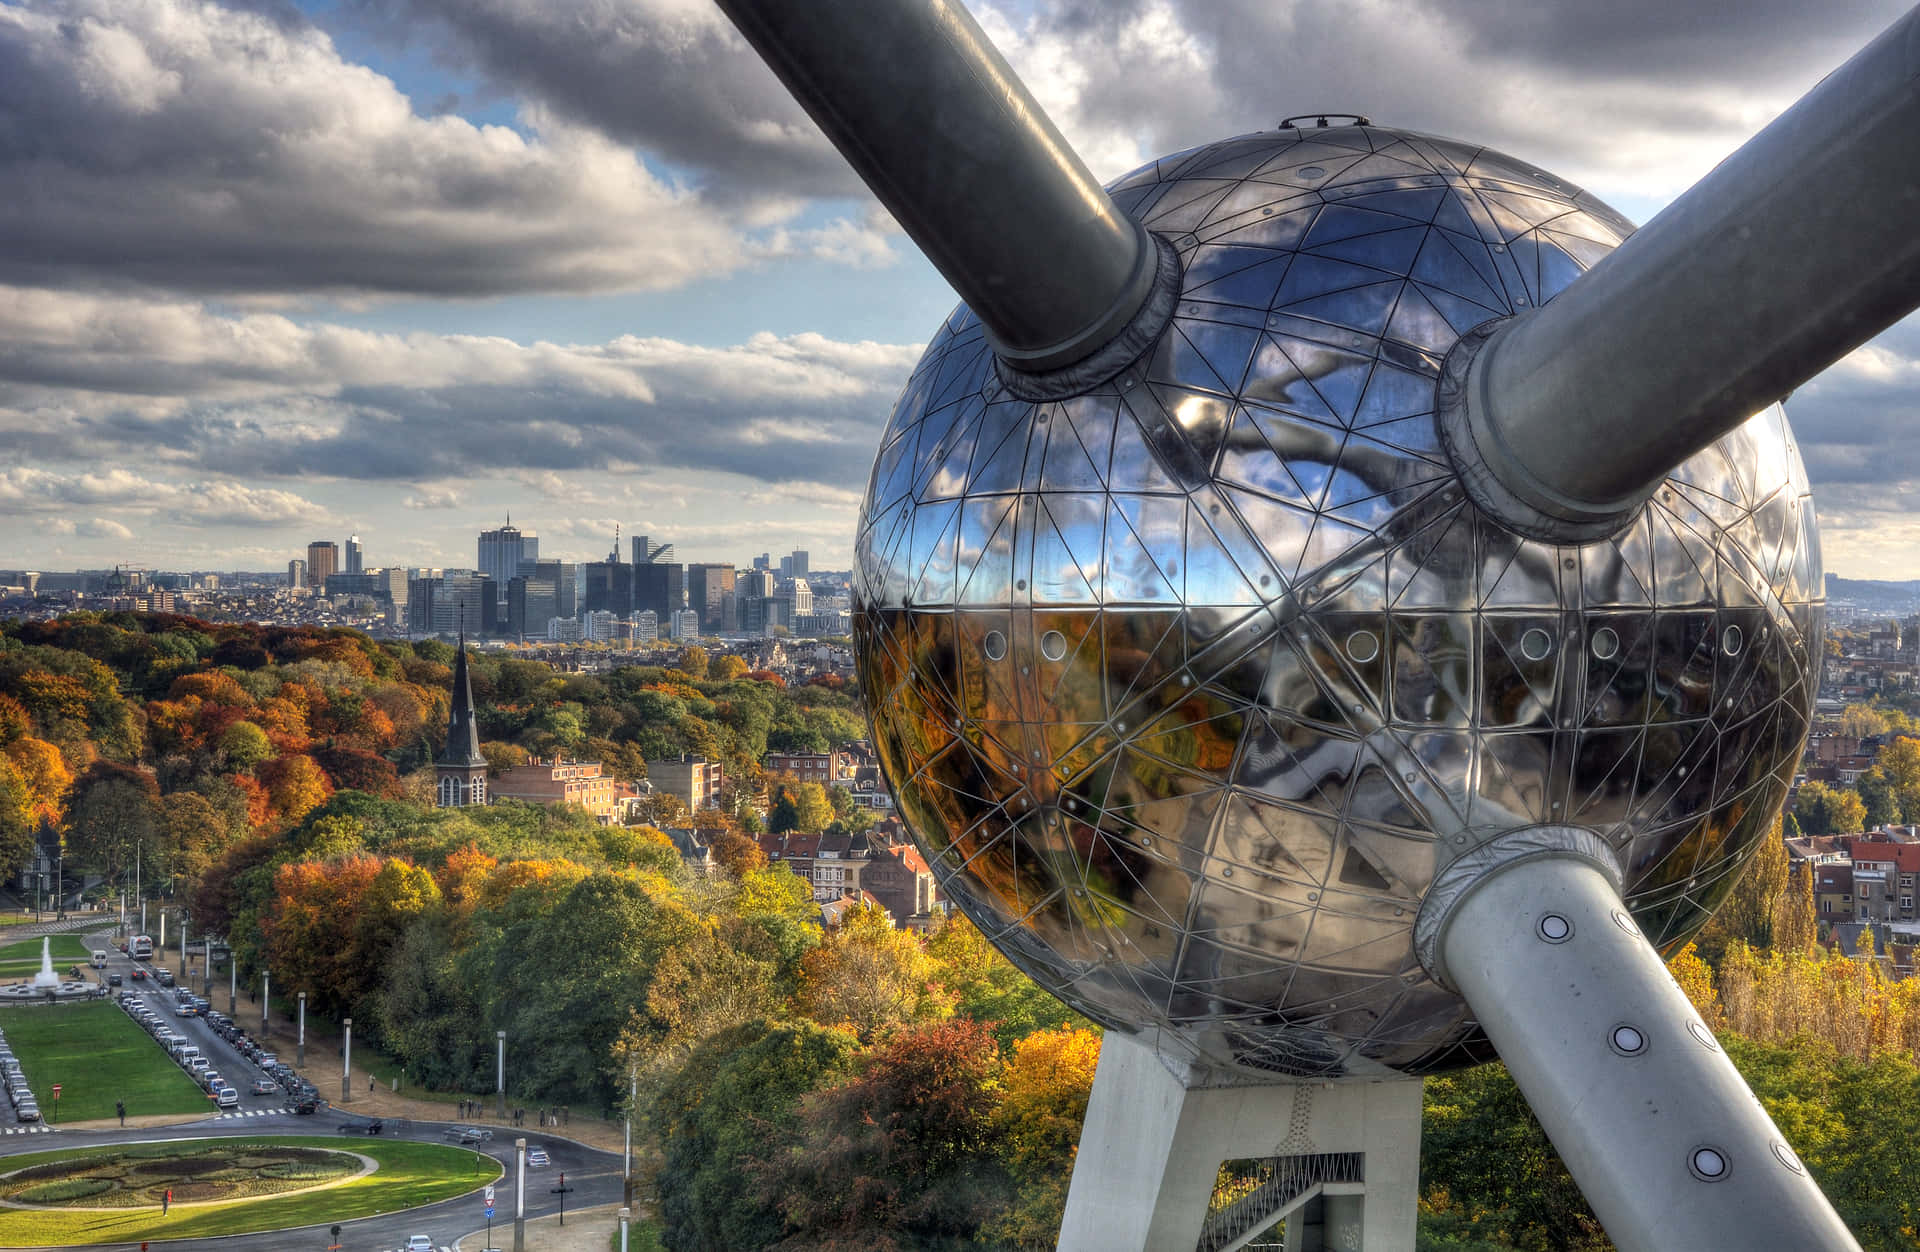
[324,569,405,602]
[478,522,536,594]
[584,610,617,641]
[633,561,684,622]
[671,609,701,640]
[306,541,339,589]
[287,559,307,589]
[520,559,579,619]
[507,576,558,639]
[753,553,772,570]
[345,534,364,575]
[779,549,810,579]
[410,573,496,636]
[650,542,675,565]
[584,559,634,618]
[633,610,659,643]
[687,564,737,632]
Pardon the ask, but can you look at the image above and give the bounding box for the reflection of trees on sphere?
[854,126,1822,1078]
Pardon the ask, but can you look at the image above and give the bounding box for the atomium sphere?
[852,125,1822,1078]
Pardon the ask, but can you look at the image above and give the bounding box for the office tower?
[789,549,809,578]
[477,521,536,592]
[671,609,700,641]
[583,559,634,618]
[753,553,772,570]
[650,542,675,564]
[790,579,814,615]
[632,535,652,565]
[687,564,737,632]
[345,534,363,575]
[507,576,558,639]
[287,559,307,589]
[632,560,683,622]
[306,541,339,589]
[633,610,658,643]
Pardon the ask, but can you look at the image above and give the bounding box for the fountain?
[29,938,58,990]
[0,936,96,1002]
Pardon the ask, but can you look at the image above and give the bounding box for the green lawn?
[0,936,91,981]
[0,1136,499,1245]
[0,1000,208,1121]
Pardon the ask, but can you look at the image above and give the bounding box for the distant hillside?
[1826,574,1920,603]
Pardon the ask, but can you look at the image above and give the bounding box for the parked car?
[293,1094,322,1115]
[215,1088,240,1108]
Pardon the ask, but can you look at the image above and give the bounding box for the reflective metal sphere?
[853,125,1822,1077]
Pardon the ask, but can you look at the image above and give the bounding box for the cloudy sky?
[2,0,1916,576]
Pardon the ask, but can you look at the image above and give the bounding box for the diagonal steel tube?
[1445,2,1920,539]
[712,0,1162,374]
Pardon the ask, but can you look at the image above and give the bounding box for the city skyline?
[2,0,1918,575]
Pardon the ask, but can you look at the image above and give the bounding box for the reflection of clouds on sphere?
[853,126,1821,1078]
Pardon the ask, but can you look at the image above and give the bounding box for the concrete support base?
[1058,1032,1422,1252]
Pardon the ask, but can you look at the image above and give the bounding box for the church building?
[436,636,489,807]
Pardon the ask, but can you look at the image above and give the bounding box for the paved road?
[0,929,622,1251]
[0,1110,622,1252]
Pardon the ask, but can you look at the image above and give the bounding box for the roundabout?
[0,1136,498,1245]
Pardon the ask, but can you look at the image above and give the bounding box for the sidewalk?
[454,1203,627,1251]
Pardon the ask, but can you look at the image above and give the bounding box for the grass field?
[0,1136,498,1245]
[0,1000,208,1121]
[0,936,91,981]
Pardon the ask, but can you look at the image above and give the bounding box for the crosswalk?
[215,1107,291,1119]
[2,1125,53,1135]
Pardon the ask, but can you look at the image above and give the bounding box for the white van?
[90,950,108,969]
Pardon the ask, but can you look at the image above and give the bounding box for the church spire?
[437,634,485,769]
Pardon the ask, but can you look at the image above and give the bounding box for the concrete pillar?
[297,992,306,1067]
[497,1031,507,1117]
[1058,1031,1421,1252]
[342,1018,353,1104]
[261,970,269,1036]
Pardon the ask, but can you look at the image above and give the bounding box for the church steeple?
[435,634,488,806]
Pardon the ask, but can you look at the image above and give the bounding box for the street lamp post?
[229,959,237,1016]
[620,1206,631,1252]
[497,1031,506,1118]
[513,1138,526,1252]
[297,992,307,1067]
[342,1017,353,1104]
[261,970,270,1037]
[623,1068,636,1205]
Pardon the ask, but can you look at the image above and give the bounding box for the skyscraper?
[345,534,364,574]
[287,558,307,589]
[633,560,683,622]
[305,541,338,589]
[478,521,536,593]
[687,564,737,632]
[779,549,810,578]
[507,576,558,639]
[633,534,651,565]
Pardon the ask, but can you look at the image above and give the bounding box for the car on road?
[525,1146,550,1167]
[154,970,174,987]
[215,1087,239,1108]
[405,1237,434,1252]
[338,1118,384,1135]
[250,1078,278,1097]
[107,973,122,987]
[293,1095,322,1114]
[130,968,146,981]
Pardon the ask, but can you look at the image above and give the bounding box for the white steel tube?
[1437,855,1859,1251]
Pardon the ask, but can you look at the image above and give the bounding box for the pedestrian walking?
[162,1188,171,1215]
[116,1101,125,1127]
[368,1073,375,1093]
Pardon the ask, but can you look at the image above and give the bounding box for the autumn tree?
[1839,703,1893,740]
[985,1027,1101,1245]
[766,1018,1008,1249]
[796,903,952,1041]
[257,754,333,826]
[677,646,709,681]
[1694,820,1789,964]
[927,911,1084,1046]
[1876,735,1920,819]
[712,655,749,682]
[4,738,71,825]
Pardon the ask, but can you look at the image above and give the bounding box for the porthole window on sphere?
[1520,628,1553,661]
[1591,627,1620,660]
[983,630,1007,661]
[1040,630,1068,662]
[1345,630,1380,663]
[1722,624,1743,656]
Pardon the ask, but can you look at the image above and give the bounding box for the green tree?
[652,1021,858,1252]
[218,720,273,771]
[796,903,952,1041]
[927,912,1088,1047]
[1794,781,1867,836]
[1855,766,1901,829]
[1694,819,1789,964]
[63,760,161,885]
[677,646,709,681]
[1876,735,1920,819]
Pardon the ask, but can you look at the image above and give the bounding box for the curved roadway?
[0,924,621,1251]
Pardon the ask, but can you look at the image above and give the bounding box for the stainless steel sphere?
[852,124,1822,1077]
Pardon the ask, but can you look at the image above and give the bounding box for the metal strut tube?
[713,0,1160,373]
[1431,854,1860,1252]
[1450,2,1920,538]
